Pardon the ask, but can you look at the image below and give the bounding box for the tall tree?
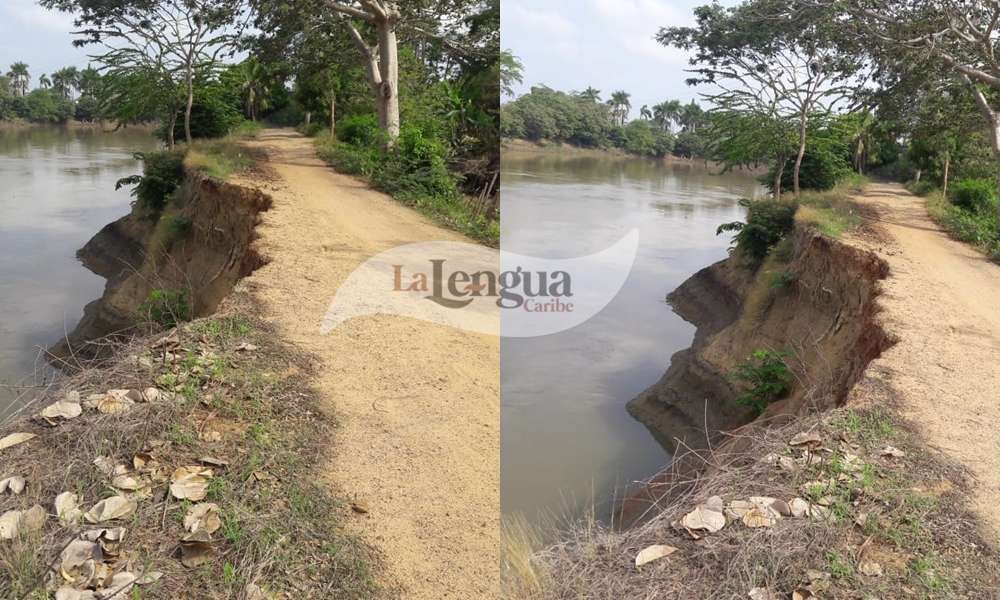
[38,74,52,89]
[579,86,601,102]
[6,63,29,97]
[608,90,631,126]
[42,0,247,145]
[660,1,859,196]
[52,67,80,100]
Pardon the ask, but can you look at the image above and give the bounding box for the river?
[0,126,158,420]
[500,150,763,526]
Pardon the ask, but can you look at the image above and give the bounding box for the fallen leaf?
[742,506,778,528]
[635,544,678,567]
[93,457,127,477]
[789,498,810,518]
[198,456,229,467]
[21,504,46,532]
[55,492,84,526]
[880,446,905,458]
[199,430,222,442]
[0,432,36,451]
[778,456,799,472]
[59,538,102,585]
[725,500,753,519]
[141,387,161,402]
[859,560,884,577]
[179,530,215,567]
[748,588,780,600]
[135,570,163,585]
[235,342,258,352]
[170,466,213,501]
[84,496,136,523]
[97,570,137,599]
[111,474,147,492]
[0,510,21,539]
[184,503,221,534]
[81,527,126,556]
[40,398,83,425]
[0,476,26,494]
[350,500,369,514]
[151,330,179,349]
[56,588,98,600]
[789,431,822,449]
[96,390,140,414]
[678,496,726,536]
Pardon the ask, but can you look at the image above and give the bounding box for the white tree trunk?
[793,112,807,197]
[376,20,400,145]
[330,93,336,138]
[184,67,194,145]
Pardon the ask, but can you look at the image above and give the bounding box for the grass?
[184,121,263,181]
[0,291,381,599]
[794,174,868,238]
[521,407,999,599]
[916,186,1000,261]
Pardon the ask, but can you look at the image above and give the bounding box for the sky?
[501,0,739,118]
[0,0,90,83]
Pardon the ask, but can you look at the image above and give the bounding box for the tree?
[38,74,52,89]
[42,0,247,145]
[78,67,101,97]
[6,63,29,97]
[660,1,859,196]
[640,104,652,120]
[608,90,631,126]
[579,86,601,102]
[52,67,79,100]
[499,51,523,98]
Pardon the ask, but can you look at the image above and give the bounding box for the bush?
[950,178,998,214]
[158,84,243,143]
[906,180,936,197]
[717,198,798,261]
[733,349,792,416]
[373,124,458,199]
[74,95,101,122]
[117,149,187,212]
[18,89,73,123]
[766,141,853,193]
[337,113,381,146]
[138,289,191,328]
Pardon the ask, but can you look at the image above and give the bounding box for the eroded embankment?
[51,172,272,360]
[522,219,1000,599]
[628,225,893,456]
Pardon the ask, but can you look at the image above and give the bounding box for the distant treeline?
[500,85,711,159]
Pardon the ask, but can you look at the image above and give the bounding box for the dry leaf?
[725,500,753,520]
[184,503,221,534]
[141,387,161,402]
[136,570,164,585]
[742,506,778,528]
[56,588,98,600]
[789,431,822,449]
[199,430,222,443]
[0,476,26,494]
[350,500,369,514]
[93,457,127,477]
[179,530,215,567]
[635,544,678,567]
[96,390,139,414]
[21,504,46,532]
[678,496,726,536]
[880,446,905,458]
[235,342,258,352]
[84,496,136,523]
[40,399,83,424]
[859,561,884,577]
[97,570,137,599]
[59,538,102,584]
[789,497,810,518]
[170,466,213,501]
[81,527,126,556]
[748,588,780,600]
[111,474,146,492]
[55,492,84,526]
[0,432,36,451]
[0,510,21,539]
[198,456,229,467]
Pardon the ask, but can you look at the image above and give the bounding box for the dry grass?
[515,406,999,599]
[0,290,382,599]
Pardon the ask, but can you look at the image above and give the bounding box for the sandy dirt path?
[851,183,1000,541]
[234,129,499,598]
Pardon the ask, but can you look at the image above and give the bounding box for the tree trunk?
[167,111,177,149]
[773,156,786,201]
[249,87,256,122]
[942,152,951,198]
[330,93,336,138]
[376,19,400,145]
[793,113,807,197]
[962,75,1000,220]
[305,111,312,126]
[184,68,194,145]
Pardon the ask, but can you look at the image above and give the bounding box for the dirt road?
[235,130,499,597]
[851,183,1000,541]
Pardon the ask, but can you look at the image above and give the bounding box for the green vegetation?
[732,349,792,415]
[137,289,192,328]
[918,186,1000,260]
[717,199,797,260]
[118,150,187,212]
[501,85,706,159]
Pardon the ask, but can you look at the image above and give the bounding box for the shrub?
[337,113,381,146]
[117,149,187,212]
[766,144,853,193]
[906,180,936,197]
[138,289,191,328]
[373,124,458,199]
[733,349,792,416]
[158,83,243,143]
[717,198,798,261]
[950,178,998,214]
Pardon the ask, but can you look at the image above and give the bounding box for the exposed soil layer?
[51,173,272,360]
[628,225,893,455]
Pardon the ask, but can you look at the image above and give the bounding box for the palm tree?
[52,67,80,101]
[579,86,601,103]
[640,104,652,120]
[609,90,631,126]
[77,67,101,98]
[653,100,683,132]
[38,74,51,89]
[6,63,29,97]
[239,59,268,121]
[678,101,704,132]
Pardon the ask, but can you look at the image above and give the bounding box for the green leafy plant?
[717,198,797,261]
[138,289,191,328]
[116,149,186,212]
[732,349,792,415]
[950,177,998,214]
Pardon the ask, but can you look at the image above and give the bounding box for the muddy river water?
[500,150,762,525]
[0,126,158,420]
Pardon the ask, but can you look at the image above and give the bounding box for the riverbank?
[0,129,499,598]
[0,118,157,132]
[513,183,1000,598]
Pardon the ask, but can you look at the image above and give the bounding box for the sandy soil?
[850,183,1000,542]
[234,130,500,598]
